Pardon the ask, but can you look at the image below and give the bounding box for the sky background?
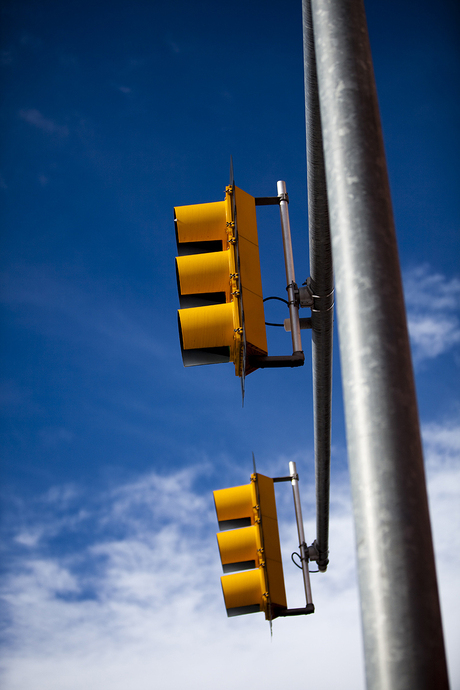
[1,1,459,688]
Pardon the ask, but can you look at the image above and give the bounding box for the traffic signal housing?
[213,473,287,620]
[175,184,267,377]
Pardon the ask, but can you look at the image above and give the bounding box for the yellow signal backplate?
[234,186,268,359]
[253,473,287,613]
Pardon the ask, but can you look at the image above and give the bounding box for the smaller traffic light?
[213,473,287,619]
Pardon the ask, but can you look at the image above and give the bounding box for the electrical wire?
[264,295,288,327]
[291,551,319,573]
[263,296,289,305]
[291,552,303,569]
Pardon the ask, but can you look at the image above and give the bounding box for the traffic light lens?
[221,569,266,617]
[213,484,254,527]
[178,303,236,351]
[174,201,227,248]
[176,251,231,305]
[217,525,260,573]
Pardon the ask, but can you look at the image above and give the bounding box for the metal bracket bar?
[252,183,306,372]
[254,194,288,206]
[255,196,280,206]
[284,317,312,332]
[277,181,302,355]
[248,351,305,370]
[289,460,314,607]
[271,604,315,618]
[268,463,315,617]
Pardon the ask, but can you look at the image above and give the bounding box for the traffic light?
[175,183,267,377]
[213,473,287,619]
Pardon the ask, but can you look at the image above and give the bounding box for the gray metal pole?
[278,180,303,354]
[302,0,334,573]
[310,1,449,688]
[289,461,313,605]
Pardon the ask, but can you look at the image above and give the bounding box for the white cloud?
[422,419,460,686]
[0,467,363,690]
[1,426,458,690]
[404,265,460,363]
[423,419,460,465]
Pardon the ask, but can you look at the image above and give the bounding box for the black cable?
[263,296,289,305]
[264,296,289,327]
[291,552,303,569]
[291,551,319,573]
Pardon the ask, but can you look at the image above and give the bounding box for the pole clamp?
[295,280,314,308]
[307,541,320,562]
[286,281,298,307]
[286,280,314,308]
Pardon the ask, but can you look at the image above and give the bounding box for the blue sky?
[1,1,459,688]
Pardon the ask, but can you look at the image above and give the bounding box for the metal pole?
[302,0,334,573]
[277,180,303,354]
[289,461,313,606]
[310,1,449,688]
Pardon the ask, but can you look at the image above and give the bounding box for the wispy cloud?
[423,419,460,469]
[1,425,458,690]
[19,109,68,137]
[422,418,460,684]
[403,265,460,363]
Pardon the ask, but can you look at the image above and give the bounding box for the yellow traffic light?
[175,184,267,377]
[213,473,287,619]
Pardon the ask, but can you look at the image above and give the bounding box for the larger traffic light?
[213,473,287,619]
[175,183,267,377]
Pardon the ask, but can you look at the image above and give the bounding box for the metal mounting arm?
[272,462,315,616]
[250,182,305,372]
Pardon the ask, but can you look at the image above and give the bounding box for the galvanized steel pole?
[302,0,334,573]
[310,0,449,688]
